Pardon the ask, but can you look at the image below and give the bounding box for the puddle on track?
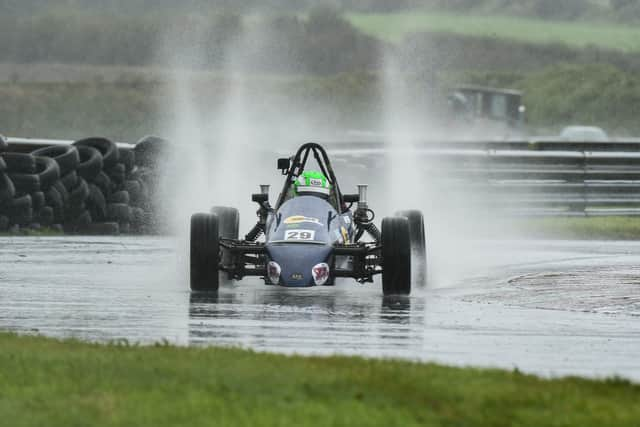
[0,236,639,381]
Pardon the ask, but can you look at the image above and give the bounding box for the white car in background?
[560,126,609,142]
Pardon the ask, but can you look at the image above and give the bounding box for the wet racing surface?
[0,236,638,381]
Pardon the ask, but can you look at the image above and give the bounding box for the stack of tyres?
[1,134,161,235]
[32,145,91,232]
[0,152,37,231]
[74,138,126,234]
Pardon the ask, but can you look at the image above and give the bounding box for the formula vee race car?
[190,143,426,296]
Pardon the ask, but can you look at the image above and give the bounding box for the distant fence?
[325,139,640,217]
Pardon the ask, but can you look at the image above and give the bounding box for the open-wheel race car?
[190,143,426,295]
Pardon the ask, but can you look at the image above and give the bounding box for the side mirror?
[277,158,290,173]
[343,194,359,203]
[252,193,268,204]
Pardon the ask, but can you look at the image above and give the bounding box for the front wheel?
[190,213,219,291]
[396,210,427,287]
[381,216,411,296]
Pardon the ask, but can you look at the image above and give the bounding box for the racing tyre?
[381,216,411,296]
[396,210,427,286]
[190,213,219,291]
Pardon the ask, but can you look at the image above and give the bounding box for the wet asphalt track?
[0,236,638,381]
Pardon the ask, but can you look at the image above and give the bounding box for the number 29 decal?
[285,230,316,241]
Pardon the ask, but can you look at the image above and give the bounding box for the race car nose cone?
[266,244,332,287]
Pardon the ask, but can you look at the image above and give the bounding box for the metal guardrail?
[325,139,640,217]
[5,136,640,217]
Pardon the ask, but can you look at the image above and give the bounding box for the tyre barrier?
[0,136,163,234]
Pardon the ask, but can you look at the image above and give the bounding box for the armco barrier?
[324,139,640,217]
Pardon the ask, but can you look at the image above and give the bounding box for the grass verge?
[0,332,639,426]
[347,12,640,51]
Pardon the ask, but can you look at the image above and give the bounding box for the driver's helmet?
[294,170,331,199]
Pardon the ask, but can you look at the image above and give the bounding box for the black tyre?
[93,171,112,196]
[381,216,411,296]
[75,145,103,182]
[1,153,36,173]
[31,191,45,211]
[35,156,60,190]
[74,137,119,169]
[61,171,78,192]
[396,210,427,286]
[8,173,40,195]
[0,215,9,231]
[69,178,90,206]
[210,206,239,239]
[108,190,130,205]
[31,145,80,176]
[52,181,69,204]
[0,173,15,205]
[107,163,126,186]
[106,203,131,223]
[37,206,54,226]
[45,185,64,208]
[87,183,107,221]
[119,148,136,173]
[6,195,33,225]
[0,156,5,172]
[190,213,219,291]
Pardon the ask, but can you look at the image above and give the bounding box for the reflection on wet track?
[0,236,639,381]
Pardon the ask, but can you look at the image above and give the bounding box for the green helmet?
[294,170,331,198]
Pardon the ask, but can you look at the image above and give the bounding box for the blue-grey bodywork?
[265,196,354,287]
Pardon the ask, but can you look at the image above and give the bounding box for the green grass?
[521,216,640,240]
[347,12,640,52]
[1,332,639,426]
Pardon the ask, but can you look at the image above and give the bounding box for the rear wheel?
[396,210,427,286]
[210,206,239,239]
[190,213,219,291]
[381,216,411,296]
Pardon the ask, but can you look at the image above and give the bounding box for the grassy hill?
[348,12,640,51]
